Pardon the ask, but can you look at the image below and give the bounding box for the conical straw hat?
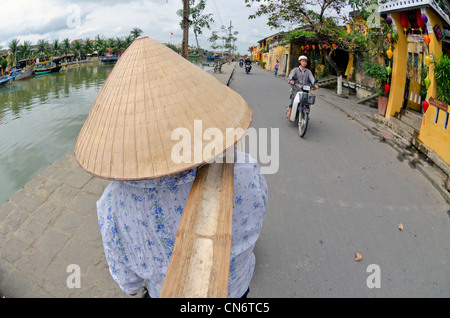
[74,36,252,181]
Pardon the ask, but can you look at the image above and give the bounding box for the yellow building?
[380,0,450,165]
[256,32,291,76]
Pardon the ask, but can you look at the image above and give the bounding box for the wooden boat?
[14,65,35,81]
[101,54,117,64]
[33,61,65,75]
[0,75,14,87]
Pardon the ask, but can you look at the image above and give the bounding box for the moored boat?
[0,75,14,87]
[14,65,35,81]
[33,61,65,75]
[101,54,117,64]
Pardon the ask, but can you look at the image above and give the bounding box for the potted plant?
[363,59,389,115]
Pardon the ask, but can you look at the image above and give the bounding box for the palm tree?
[51,39,61,57]
[114,37,125,55]
[94,35,106,57]
[18,40,32,62]
[106,38,116,54]
[36,39,49,61]
[71,39,83,59]
[83,38,94,56]
[123,35,133,49]
[130,27,143,40]
[61,38,71,56]
[8,38,19,67]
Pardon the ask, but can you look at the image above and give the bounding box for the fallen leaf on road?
[355,252,362,261]
[398,223,403,231]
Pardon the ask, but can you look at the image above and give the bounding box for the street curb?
[227,63,236,86]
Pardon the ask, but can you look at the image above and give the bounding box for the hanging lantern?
[400,12,409,32]
[416,10,425,29]
[421,14,428,26]
[424,76,431,89]
[422,100,429,113]
[423,34,431,46]
[386,48,393,59]
[386,66,392,75]
[384,84,390,95]
[387,33,393,42]
[312,44,316,50]
[447,48,450,55]
[332,44,337,49]
[425,55,431,67]
[386,17,392,26]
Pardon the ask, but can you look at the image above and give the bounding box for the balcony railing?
[379,0,450,25]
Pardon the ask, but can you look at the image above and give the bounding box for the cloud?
[0,0,277,54]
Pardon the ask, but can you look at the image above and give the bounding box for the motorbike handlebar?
[295,84,319,90]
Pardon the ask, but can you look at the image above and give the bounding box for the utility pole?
[228,21,232,62]
[181,0,190,59]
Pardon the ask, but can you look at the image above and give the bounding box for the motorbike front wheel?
[298,109,309,137]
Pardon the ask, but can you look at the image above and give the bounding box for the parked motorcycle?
[289,81,318,137]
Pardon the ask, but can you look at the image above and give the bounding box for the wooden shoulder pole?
[160,156,234,298]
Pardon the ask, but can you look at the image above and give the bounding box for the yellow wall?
[418,8,450,165]
[386,12,408,119]
[267,44,290,74]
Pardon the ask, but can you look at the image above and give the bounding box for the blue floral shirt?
[97,151,268,298]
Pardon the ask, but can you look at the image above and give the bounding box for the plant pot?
[378,96,388,116]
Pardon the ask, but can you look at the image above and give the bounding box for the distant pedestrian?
[274,60,279,76]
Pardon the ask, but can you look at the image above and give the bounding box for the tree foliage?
[245,0,397,75]
[177,0,214,53]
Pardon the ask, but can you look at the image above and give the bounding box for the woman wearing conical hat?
[75,36,268,298]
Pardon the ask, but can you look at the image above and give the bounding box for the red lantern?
[400,12,409,31]
[384,84,390,95]
[422,100,429,113]
[416,10,425,29]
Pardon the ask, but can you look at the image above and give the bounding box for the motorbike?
[289,81,318,137]
[239,60,244,68]
[245,63,252,74]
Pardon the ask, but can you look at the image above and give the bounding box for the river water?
[0,59,212,205]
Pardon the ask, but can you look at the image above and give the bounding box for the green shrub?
[433,54,450,105]
[363,59,387,96]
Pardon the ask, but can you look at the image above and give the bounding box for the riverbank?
[0,62,236,297]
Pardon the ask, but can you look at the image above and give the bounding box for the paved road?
[231,65,450,297]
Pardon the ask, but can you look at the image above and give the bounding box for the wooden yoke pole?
[160,153,235,298]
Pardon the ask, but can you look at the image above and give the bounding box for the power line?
[206,0,224,27]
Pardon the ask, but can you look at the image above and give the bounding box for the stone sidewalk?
[0,62,236,298]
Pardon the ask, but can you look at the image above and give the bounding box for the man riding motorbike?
[286,55,319,119]
[244,58,252,73]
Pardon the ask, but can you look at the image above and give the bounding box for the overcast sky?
[0,0,286,54]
